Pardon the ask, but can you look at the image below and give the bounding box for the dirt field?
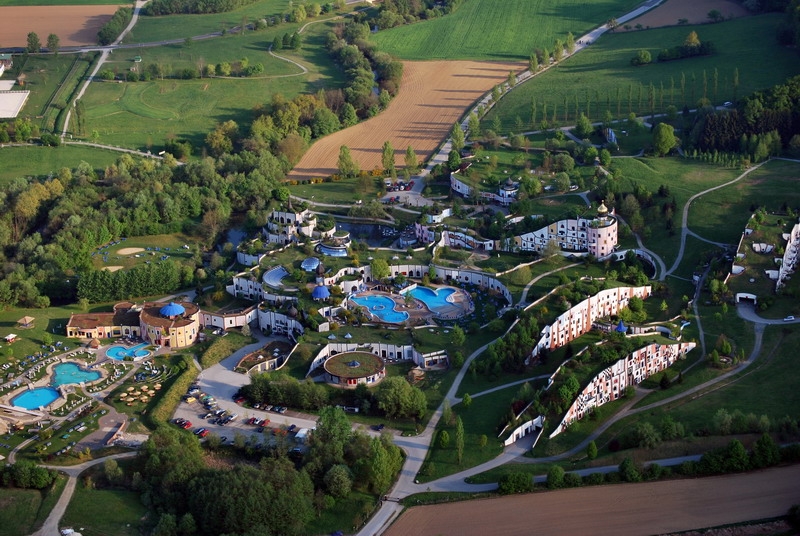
[287,60,526,181]
[118,247,144,255]
[385,465,800,536]
[0,6,120,47]
[626,0,750,28]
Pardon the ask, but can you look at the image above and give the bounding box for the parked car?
[182,421,192,429]
[784,316,795,322]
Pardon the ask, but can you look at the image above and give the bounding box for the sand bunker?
[103,265,124,272]
[118,247,145,255]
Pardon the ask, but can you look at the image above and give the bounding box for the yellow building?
[139,302,200,349]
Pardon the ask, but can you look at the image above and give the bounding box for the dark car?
[372,424,385,432]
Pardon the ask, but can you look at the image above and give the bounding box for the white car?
[783,316,795,322]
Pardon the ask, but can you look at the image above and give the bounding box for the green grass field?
[485,14,800,132]
[13,54,97,124]
[79,27,344,150]
[0,145,121,186]
[0,475,67,536]
[62,486,148,536]
[687,159,800,245]
[126,0,307,44]
[371,0,643,60]
[609,157,741,264]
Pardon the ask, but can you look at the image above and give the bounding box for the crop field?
[78,28,343,150]
[484,14,800,132]
[287,59,525,181]
[626,0,749,28]
[0,145,121,186]
[371,0,643,61]
[0,5,119,47]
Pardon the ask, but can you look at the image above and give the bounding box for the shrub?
[498,472,533,495]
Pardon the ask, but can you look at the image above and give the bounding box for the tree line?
[372,0,464,30]
[98,8,133,46]
[144,0,258,15]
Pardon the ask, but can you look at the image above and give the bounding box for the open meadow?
[0,145,120,186]
[78,26,344,150]
[0,5,119,47]
[287,60,526,181]
[0,476,68,536]
[62,486,147,536]
[484,14,800,132]
[370,0,643,61]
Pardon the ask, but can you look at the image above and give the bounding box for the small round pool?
[350,295,409,323]
[107,342,150,360]
[52,362,100,386]
[12,387,60,410]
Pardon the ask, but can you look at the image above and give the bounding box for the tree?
[451,325,466,347]
[468,112,481,138]
[404,145,418,172]
[631,49,651,66]
[566,32,576,54]
[455,415,465,464]
[498,472,533,494]
[707,9,723,22]
[586,440,597,460]
[340,103,358,127]
[324,464,352,498]
[619,457,642,482]
[462,393,472,409]
[478,434,488,449]
[309,406,351,472]
[371,258,390,281]
[381,140,395,173]
[337,145,359,178]
[575,113,593,137]
[652,122,677,156]
[547,465,565,489]
[439,430,450,448]
[27,32,41,53]
[451,122,465,152]
[447,149,462,171]
[685,30,701,47]
[376,376,426,420]
[750,433,780,469]
[46,33,59,55]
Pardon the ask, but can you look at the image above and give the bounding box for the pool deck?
[350,285,474,324]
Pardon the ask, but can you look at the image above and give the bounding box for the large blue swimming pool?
[13,387,60,410]
[52,362,100,386]
[408,286,456,313]
[351,295,409,323]
[107,342,150,360]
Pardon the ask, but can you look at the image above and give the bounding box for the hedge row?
[148,354,199,426]
[98,7,133,46]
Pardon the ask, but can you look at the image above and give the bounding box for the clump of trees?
[145,0,258,15]
[372,0,464,30]
[656,32,716,62]
[0,460,58,489]
[97,7,133,45]
[240,371,329,410]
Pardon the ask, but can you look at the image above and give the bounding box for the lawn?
[608,157,741,264]
[0,145,121,186]
[686,159,800,246]
[417,384,519,482]
[79,24,344,151]
[90,233,201,272]
[62,486,148,536]
[126,0,331,44]
[485,14,800,132]
[0,475,68,536]
[371,0,644,61]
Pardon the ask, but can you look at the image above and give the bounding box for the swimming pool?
[350,295,409,324]
[12,387,59,410]
[318,244,348,257]
[107,342,150,360]
[52,362,101,386]
[408,287,457,313]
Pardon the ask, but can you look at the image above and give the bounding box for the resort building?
[263,202,317,245]
[514,202,618,258]
[139,301,200,349]
[450,172,520,206]
[532,285,652,359]
[551,341,696,436]
[66,302,142,339]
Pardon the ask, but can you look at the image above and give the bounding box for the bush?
[630,49,651,66]
[546,465,565,489]
[498,472,533,495]
[563,472,582,488]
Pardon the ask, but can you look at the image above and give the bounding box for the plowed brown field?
[287,60,525,181]
[0,6,120,47]
[626,0,750,28]
[385,464,800,536]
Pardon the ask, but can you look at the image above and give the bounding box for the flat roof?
[0,91,29,118]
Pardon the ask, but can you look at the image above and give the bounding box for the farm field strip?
[287,60,526,182]
[0,5,120,47]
